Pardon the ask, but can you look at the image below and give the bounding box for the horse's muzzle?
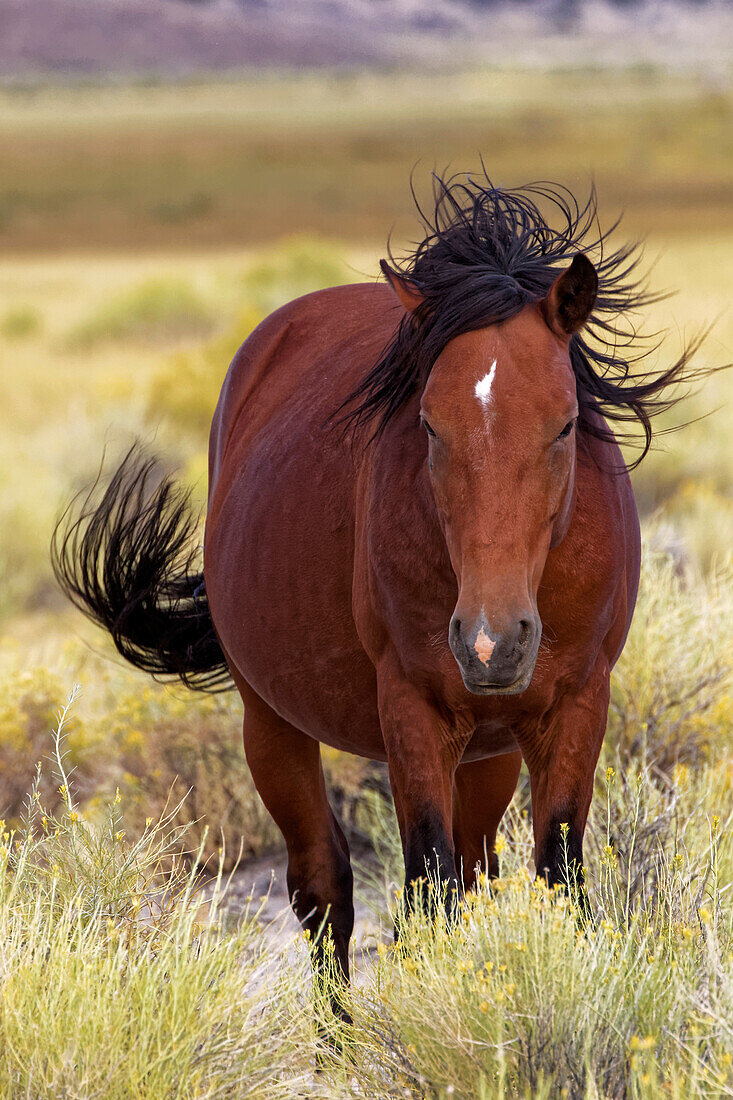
[448,610,541,695]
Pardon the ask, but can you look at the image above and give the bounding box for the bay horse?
[53,175,706,989]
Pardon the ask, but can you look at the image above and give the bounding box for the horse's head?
[385,256,598,695]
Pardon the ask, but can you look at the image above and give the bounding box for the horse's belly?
[205,423,386,759]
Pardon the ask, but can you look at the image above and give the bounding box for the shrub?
[0,639,390,876]
[105,681,281,869]
[146,305,263,441]
[647,479,733,575]
[337,542,733,1097]
[0,647,281,870]
[0,305,41,339]
[65,277,217,348]
[0,470,59,620]
[96,674,383,871]
[607,550,733,774]
[242,235,351,315]
[0,692,315,1099]
[146,237,351,444]
[0,667,109,826]
[344,769,733,1100]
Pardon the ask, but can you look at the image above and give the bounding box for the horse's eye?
[421,418,437,438]
[556,418,576,441]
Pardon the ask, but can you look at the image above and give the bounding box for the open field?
[1,68,732,1096]
[1,68,733,251]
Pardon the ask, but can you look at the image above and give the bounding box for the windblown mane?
[340,172,710,467]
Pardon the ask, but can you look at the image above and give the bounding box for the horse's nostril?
[449,617,465,658]
[518,620,531,649]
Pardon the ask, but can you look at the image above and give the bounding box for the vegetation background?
[1,2,732,1096]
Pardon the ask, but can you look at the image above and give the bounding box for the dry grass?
[0,696,317,1099]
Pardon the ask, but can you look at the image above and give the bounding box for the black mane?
[340,172,710,467]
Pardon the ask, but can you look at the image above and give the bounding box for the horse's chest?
[462,720,521,761]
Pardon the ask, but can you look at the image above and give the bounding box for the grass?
[0,696,316,1099]
[0,547,731,1097]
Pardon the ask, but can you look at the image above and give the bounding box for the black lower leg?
[536,814,584,889]
[289,859,354,975]
[399,809,460,929]
[536,814,591,922]
[287,837,354,1035]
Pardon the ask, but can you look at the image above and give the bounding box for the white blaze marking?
[474,360,497,408]
[475,626,496,666]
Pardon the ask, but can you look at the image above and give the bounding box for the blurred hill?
[2,0,733,81]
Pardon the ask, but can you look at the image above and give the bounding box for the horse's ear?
[541,254,598,339]
[380,259,424,313]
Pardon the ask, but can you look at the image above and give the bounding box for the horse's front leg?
[377,658,468,919]
[523,661,610,896]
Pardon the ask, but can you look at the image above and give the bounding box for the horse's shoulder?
[575,437,637,552]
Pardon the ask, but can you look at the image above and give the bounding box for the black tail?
[51,445,233,692]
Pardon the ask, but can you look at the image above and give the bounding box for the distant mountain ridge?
[1,0,731,79]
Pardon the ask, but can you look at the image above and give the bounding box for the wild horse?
[54,175,706,988]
